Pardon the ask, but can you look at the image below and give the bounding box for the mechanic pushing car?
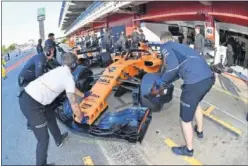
[18,52,91,166]
[151,31,215,157]
[18,39,59,130]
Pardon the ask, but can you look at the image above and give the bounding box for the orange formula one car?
[54,42,174,142]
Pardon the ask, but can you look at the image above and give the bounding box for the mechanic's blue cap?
[44,39,54,49]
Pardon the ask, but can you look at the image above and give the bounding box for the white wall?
[140,22,170,43]
[219,23,248,36]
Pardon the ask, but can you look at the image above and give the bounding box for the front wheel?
[140,73,174,112]
[73,65,94,92]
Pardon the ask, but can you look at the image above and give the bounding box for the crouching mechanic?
[151,32,215,156]
[18,52,91,165]
[18,39,56,89]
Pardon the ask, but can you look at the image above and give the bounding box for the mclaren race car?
[52,42,174,143]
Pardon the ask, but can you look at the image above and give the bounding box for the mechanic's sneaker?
[194,125,204,139]
[56,132,69,147]
[172,146,194,157]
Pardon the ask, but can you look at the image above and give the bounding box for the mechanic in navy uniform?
[194,26,205,55]
[18,40,57,130]
[138,29,146,42]
[18,52,91,166]
[151,31,215,157]
[36,39,43,54]
[132,27,140,49]
[84,31,91,48]
[90,31,99,48]
[116,31,128,52]
[45,33,56,58]
[18,40,55,89]
[102,27,113,53]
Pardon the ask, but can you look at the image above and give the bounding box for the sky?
[2,2,64,46]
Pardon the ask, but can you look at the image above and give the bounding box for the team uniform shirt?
[194,33,205,53]
[25,66,75,105]
[160,41,213,85]
[102,32,112,49]
[36,44,43,54]
[19,53,47,83]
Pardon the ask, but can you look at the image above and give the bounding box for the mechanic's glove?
[144,94,162,105]
[154,79,164,90]
[83,91,92,98]
[155,79,172,89]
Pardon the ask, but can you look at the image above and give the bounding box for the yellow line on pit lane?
[212,86,248,104]
[201,106,242,136]
[204,105,215,116]
[164,138,203,165]
[83,156,94,165]
[174,87,247,125]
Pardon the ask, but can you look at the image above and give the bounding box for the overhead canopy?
[59,1,93,31]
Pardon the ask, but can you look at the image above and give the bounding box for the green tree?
[8,44,16,51]
[1,45,8,55]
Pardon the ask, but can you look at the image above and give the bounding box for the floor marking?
[173,89,243,135]
[212,86,248,104]
[174,87,247,125]
[203,105,215,116]
[202,100,247,125]
[164,138,203,166]
[79,139,96,144]
[83,156,94,165]
[201,107,242,136]
[6,54,35,73]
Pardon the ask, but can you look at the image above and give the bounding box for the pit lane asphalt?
[2,51,248,165]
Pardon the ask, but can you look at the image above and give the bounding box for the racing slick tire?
[140,73,174,112]
[73,65,94,93]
